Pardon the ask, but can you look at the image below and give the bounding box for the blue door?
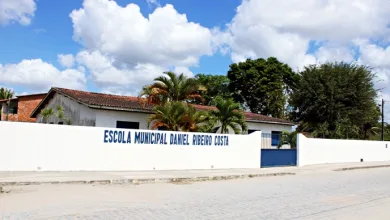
[261,149,297,167]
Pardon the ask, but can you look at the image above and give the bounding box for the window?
[271,131,281,146]
[8,106,18,114]
[158,126,168,131]
[7,100,18,114]
[248,129,259,134]
[116,121,140,129]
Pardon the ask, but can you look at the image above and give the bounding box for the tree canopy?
[194,74,230,105]
[205,96,248,134]
[139,71,206,105]
[148,102,208,132]
[0,87,14,100]
[227,57,296,118]
[289,62,379,139]
[0,87,14,121]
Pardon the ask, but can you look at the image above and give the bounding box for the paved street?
[1,168,390,219]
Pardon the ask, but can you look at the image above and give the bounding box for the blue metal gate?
[261,149,297,167]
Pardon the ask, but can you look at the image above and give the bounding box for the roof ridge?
[39,87,295,125]
[53,87,139,99]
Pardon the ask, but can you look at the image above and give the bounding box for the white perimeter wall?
[297,134,390,166]
[0,122,261,171]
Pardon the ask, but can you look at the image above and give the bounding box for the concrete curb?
[334,165,390,171]
[0,172,295,186]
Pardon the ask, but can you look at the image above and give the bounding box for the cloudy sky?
[1,0,390,103]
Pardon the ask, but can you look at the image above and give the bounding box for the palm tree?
[148,102,188,131]
[362,122,380,140]
[206,96,248,134]
[138,84,167,106]
[180,104,209,132]
[0,87,14,121]
[148,102,209,132]
[278,130,297,149]
[139,71,206,105]
[0,88,14,100]
[55,105,64,120]
[40,105,65,124]
[40,108,55,123]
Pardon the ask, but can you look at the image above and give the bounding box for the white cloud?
[76,50,167,95]
[145,0,160,7]
[357,41,390,68]
[57,54,75,68]
[315,45,356,64]
[0,0,36,26]
[0,59,87,92]
[69,0,214,94]
[77,65,86,73]
[70,0,213,67]
[218,0,390,119]
[220,0,390,69]
[173,66,193,78]
[354,41,390,102]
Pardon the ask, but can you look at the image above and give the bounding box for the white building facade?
[31,87,294,148]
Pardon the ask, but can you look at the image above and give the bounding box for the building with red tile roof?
[0,93,47,122]
[30,87,294,146]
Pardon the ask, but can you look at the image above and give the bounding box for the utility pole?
[382,98,384,141]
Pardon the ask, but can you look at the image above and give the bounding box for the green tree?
[373,123,390,141]
[278,130,298,149]
[289,62,379,139]
[0,88,14,100]
[40,105,69,124]
[180,104,209,132]
[139,72,206,105]
[41,108,55,123]
[227,57,296,118]
[194,74,231,105]
[205,96,248,134]
[0,87,14,121]
[360,105,381,139]
[148,102,208,132]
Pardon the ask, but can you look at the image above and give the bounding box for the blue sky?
[0,0,242,94]
[1,0,390,101]
[0,0,238,67]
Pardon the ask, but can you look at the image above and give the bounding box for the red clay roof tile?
[31,87,294,125]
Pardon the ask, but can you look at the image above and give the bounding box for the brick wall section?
[17,95,46,122]
[1,94,46,122]
[1,113,18,121]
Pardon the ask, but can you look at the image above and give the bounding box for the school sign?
[0,122,261,171]
[103,130,230,146]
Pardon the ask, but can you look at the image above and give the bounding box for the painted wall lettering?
[103,130,229,146]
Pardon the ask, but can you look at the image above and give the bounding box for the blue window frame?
[271,131,281,146]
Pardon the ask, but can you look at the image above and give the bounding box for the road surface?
[1,168,390,219]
